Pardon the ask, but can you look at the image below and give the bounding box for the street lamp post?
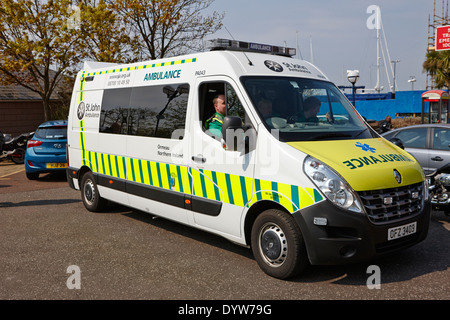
[408,76,416,91]
[347,70,360,106]
[391,59,400,97]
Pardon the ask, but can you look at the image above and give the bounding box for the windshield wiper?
[353,128,368,139]
[310,133,353,141]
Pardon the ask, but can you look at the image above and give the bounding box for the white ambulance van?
[67,39,430,279]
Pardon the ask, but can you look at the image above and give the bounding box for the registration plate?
[387,222,417,241]
[46,163,67,168]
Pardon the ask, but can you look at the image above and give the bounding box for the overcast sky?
[207,0,439,92]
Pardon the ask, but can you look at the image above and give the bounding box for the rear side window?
[35,126,67,140]
[433,127,450,150]
[99,87,131,135]
[99,83,189,139]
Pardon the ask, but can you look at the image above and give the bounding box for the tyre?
[11,148,25,164]
[251,209,308,279]
[26,172,39,180]
[80,171,107,212]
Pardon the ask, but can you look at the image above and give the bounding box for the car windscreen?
[241,76,377,142]
[34,126,67,140]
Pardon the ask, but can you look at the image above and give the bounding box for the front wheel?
[251,209,308,279]
[80,172,107,212]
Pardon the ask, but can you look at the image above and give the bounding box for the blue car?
[25,120,68,180]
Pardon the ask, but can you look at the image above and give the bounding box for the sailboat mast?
[375,14,381,93]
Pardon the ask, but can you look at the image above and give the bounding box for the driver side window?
[198,81,249,139]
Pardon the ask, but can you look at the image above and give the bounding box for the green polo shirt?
[205,112,224,138]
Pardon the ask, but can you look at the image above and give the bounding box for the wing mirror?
[221,116,255,153]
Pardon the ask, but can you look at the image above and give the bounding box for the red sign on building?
[436,25,450,51]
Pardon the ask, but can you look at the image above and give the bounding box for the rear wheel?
[11,148,25,164]
[80,171,107,212]
[251,209,308,279]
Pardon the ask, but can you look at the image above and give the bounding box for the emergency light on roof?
[208,38,296,57]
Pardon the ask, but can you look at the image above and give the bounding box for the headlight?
[422,179,429,201]
[304,156,364,213]
[439,174,450,187]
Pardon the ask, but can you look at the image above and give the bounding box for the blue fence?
[343,90,426,121]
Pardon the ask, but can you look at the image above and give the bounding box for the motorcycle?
[0,131,34,164]
[388,137,450,216]
[426,162,450,216]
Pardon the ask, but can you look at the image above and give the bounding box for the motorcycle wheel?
[11,148,25,164]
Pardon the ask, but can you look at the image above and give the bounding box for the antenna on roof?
[296,31,303,60]
[224,27,253,66]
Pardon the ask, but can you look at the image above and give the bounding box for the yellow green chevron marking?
[80,58,197,77]
[77,149,323,213]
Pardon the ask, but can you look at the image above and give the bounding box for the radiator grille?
[358,182,424,224]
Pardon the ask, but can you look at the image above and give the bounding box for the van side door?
[187,77,257,240]
[122,82,191,224]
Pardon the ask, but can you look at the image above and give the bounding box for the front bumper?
[293,199,431,265]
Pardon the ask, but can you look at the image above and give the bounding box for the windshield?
[241,76,377,142]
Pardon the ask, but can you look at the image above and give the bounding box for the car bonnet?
[288,138,425,191]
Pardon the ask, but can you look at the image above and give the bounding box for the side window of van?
[99,87,131,135]
[128,84,189,139]
[199,82,248,137]
[99,84,189,139]
[226,84,245,120]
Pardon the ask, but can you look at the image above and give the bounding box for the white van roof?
[78,39,328,82]
[82,61,120,71]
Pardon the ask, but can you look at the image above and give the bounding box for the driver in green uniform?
[205,94,226,138]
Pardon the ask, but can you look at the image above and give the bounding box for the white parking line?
[0,167,25,178]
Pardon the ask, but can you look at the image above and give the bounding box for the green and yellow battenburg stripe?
[79,57,197,77]
[75,148,323,213]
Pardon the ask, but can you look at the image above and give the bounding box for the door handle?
[191,155,206,163]
[431,156,443,161]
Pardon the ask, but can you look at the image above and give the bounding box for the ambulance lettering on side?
[66,38,431,279]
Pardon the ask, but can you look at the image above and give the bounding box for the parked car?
[381,123,450,174]
[25,120,68,180]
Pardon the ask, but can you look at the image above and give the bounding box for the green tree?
[0,0,136,121]
[79,0,140,63]
[423,49,450,89]
[112,0,224,60]
[0,0,84,120]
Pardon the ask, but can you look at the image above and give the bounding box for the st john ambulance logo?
[77,101,85,120]
[264,60,283,72]
[355,141,376,153]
